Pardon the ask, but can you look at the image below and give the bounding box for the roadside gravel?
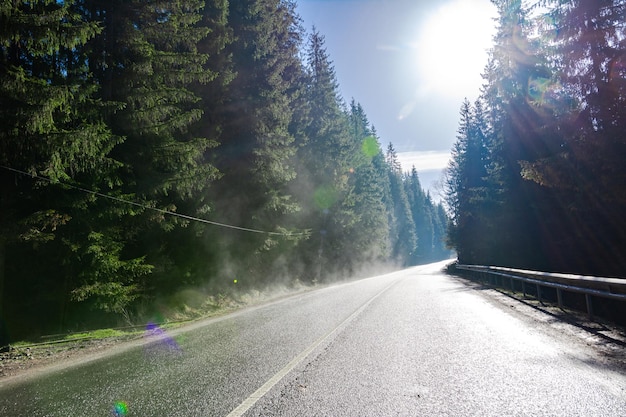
[0,335,140,380]
[0,282,316,383]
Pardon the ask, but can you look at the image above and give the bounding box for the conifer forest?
[444,0,626,279]
[0,0,450,341]
[4,0,626,342]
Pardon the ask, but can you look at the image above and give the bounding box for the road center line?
[225,277,403,417]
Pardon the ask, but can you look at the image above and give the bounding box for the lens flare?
[314,185,337,210]
[144,322,182,358]
[112,401,128,416]
[361,136,379,158]
[528,76,551,104]
[527,75,562,109]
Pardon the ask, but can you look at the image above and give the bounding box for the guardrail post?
[585,294,593,320]
[456,263,626,323]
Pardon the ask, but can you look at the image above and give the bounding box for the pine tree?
[431,200,451,260]
[204,0,304,284]
[517,0,626,274]
[0,0,133,337]
[405,167,434,264]
[445,100,474,261]
[294,28,355,280]
[345,102,390,267]
[59,0,223,312]
[386,143,417,265]
[162,0,234,290]
[476,0,548,267]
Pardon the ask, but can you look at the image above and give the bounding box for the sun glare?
[416,0,497,99]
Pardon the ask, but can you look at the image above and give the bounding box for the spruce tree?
[518,0,626,274]
[0,0,128,336]
[405,167,434,264]
[431,200,451,260]
[206,0,304,284]
[60,0,223,311]
[477,0,547,267]
[346,102,391,267]
[386,143,417,266]
[295,28,353,280]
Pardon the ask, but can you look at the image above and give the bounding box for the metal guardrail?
[455,264,626,320]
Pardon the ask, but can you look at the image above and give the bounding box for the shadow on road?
[446,270,626,373]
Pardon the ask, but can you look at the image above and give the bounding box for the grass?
[62,328,130,341]
[10,281,313,349]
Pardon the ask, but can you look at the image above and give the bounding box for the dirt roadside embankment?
[0,334,140,381]
[0,282,317,383]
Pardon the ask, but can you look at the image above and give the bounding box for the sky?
[296,0,498,196]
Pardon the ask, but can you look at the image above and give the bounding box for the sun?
[416,0,497,99]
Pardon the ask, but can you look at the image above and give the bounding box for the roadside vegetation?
[0,1,450,344]
[0,281,316,379]
[444,0,626,278]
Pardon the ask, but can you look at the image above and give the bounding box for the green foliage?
[404,167,449,264]
[0,1,449,340]
[63,328,128,340]
[386,143,417,265]
[0,0,124,340]
[361,136,380,158]
[447,0,626,275]
[66,230,152,316]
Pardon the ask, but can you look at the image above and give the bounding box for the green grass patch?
[10,340,32,348]
[63,328,131,341]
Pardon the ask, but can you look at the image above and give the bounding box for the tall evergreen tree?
[405,167,433,264]
[0,0,133,337]
[69,0,222,312]
[205,0,304,284]
[447,91,523,264]
[518,0,626,273]
[346,102,390,267]
[294,28,355,280]
[385,143,417,265]
[164,0,234,289]
[431,199,451,261]
[476,0,549,267]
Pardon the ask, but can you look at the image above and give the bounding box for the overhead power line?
[0,165,307,237]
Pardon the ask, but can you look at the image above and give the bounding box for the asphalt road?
[1,261,625,416]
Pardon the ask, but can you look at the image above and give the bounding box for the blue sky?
[296,0,497,195]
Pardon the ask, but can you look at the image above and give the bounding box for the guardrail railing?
[455,264,626,320]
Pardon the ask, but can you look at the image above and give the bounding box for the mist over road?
[1,261,624,416]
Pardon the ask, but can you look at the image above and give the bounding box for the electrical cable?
[0,165,308,237]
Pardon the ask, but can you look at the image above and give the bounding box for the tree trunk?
[0,235,8,348]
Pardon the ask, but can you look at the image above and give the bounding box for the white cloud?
[396,151,450,173]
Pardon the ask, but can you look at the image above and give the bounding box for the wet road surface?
[1,261,624,416]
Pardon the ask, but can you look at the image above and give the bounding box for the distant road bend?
[1,260,625,416]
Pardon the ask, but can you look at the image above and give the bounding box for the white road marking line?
[225,277,402,417]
